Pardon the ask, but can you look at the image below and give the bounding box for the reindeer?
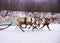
[39,17,51,31]
[39,17,57,31]
[16,17,34,32]
[50,17,57,23]
[32,16,41,31]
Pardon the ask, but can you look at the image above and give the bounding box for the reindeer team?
[17,14,57,32]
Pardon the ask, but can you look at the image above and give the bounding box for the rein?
[0,23,12,30]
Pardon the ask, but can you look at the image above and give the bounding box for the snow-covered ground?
[0,23,60,43]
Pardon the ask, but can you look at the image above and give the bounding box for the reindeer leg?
[39,24,45,31]
[28,24,32,29]
[25,24,27,28]
[32,26,35,31]
[32,25,36,31]
[19,26,25,32]
[40,25,44,29]
[28,25,31,29]
[35,24,38,30]
[47,24,51,31]
[38,24,40,27]
[18,25,25,32]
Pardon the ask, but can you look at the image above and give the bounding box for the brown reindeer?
[16,17,34,32]
[32,16,41,31]
[50,17,57,23]
[40,17,51,31]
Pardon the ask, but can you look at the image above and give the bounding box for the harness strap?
[31,18,32,23]
[34,19,36,24]
[24,17,26,24]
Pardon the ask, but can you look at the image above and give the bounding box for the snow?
[0,23,60,43]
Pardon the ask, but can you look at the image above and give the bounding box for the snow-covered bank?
[0,23,60,43]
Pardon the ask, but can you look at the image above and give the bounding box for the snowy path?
[0,23,60,43]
